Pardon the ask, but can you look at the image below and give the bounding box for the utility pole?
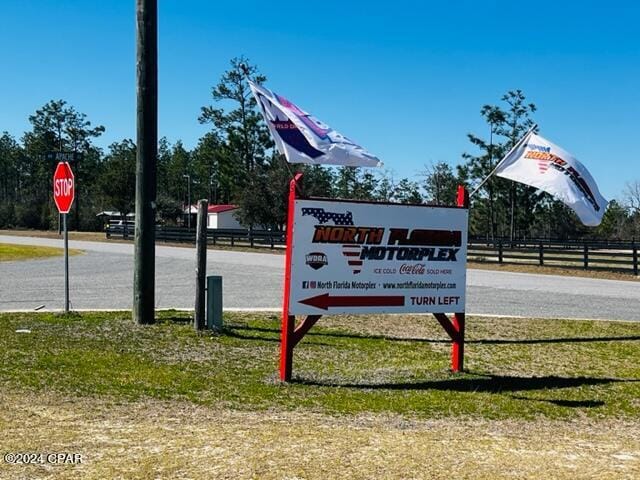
[73,153,80,232]
[488,121,494,241]
[209,172,217,205]
[133,0,157,325]
[183,174,191,229]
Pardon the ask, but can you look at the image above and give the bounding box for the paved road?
[2,235,639,321]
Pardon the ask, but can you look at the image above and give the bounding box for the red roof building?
[207,204,237,214]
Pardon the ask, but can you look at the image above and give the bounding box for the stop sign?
[53,162,75,214]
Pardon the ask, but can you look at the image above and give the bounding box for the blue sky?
[1,0,638,200]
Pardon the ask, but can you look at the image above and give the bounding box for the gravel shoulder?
[1,390,638,480]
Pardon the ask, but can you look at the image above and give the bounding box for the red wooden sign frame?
[280,173,470,382]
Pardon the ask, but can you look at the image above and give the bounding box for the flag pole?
[470,123,537,198]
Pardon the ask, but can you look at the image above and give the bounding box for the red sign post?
[53,161,75,312]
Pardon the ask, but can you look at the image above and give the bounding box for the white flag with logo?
[248,80,382,167]
[494,132,608,226]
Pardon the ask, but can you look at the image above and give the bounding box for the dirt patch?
[1,390,638,479]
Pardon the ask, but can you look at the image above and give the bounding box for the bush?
[14,203,42,228]
[80,206,103,232]
[0,202,16,228]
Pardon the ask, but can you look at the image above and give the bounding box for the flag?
[248,80,382,167]
[494,132,608,226]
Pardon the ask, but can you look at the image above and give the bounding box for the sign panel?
[46,151,84,163]
[53,162,75,214]
[288,199,468,315]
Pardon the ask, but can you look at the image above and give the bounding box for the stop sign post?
[53,162,75,312]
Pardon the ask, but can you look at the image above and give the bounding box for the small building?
[207,204,242,229]
[183,204,243,229]
[207,205,245,228]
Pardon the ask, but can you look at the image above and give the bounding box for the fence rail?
[106,225,285,249]
[468,239,638,275]
[469,236,638,249]
[105,227,638,274]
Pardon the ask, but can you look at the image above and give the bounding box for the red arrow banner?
[299,293,405,311]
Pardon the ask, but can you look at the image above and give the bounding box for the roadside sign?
[287,198,468,315]
[279,173,470,381]
[53,161,74,313]
[53,162,75,214]
[46,151,83,163]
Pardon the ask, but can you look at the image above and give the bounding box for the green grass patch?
[0,243,82,261]
[1,311,639,419]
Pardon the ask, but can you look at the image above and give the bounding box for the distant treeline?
[0,57,638,241]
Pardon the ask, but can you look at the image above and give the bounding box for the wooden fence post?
[539,241,544,266]
[583,244,589,269]
[194,199,208,330]
[498,241,503,264]
[633,243,638,276]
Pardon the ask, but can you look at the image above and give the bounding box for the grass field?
[1,311,639,478]
[0,243,82,262]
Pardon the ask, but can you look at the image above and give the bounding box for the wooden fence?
[106,225,285,249]
[468,238,638,275]
[105,226,638,274]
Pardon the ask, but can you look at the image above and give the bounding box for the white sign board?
[288,199,468,315]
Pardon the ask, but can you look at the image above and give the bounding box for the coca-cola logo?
[399,263,426,275]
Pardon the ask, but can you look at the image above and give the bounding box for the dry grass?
[0,243,83,262]
[468,261,639,281]
[0,389,638,480]
[0,229,106,242]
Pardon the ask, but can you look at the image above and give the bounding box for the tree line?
[0,57,638,241]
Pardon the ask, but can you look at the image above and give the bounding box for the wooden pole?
[133,0,158,325]
[195,199,208,330]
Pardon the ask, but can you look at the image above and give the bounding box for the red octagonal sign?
[53,162,75,214]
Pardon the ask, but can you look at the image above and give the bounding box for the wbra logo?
[305,252,328,270]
